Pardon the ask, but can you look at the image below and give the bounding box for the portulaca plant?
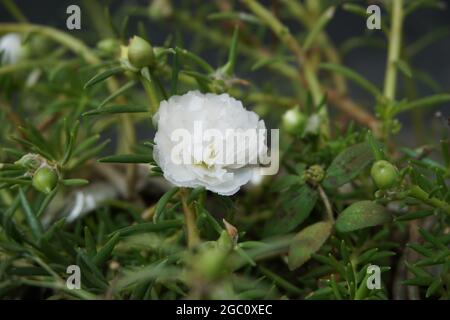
[0,0,449,301]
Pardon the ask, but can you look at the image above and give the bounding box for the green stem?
[318,185,334,223]
[0,23,98,64]
[139,75,159,114]
[241,0,329,139]
[383,0,403,101]
[282,0,346,94]
[1,0,28,22]
[241,0,320,101]
[180,188,200,249]
[408,185,450,216]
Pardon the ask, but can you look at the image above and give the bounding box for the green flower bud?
[217,230,233,251]
[32,166,58,194]
[305,164,325,184]
[370,160,398,190]
[15,153,41,170]
[195,246,228,280]
[97,38,119,55]
[282,108,306,134]
[127,36,155,69]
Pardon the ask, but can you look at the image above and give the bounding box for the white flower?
[153,90,267,196]
[0,33,23,65]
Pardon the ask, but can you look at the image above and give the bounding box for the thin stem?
[139,75,159,114]
[318,185,334,223]
[326,89,380,133]
[282,0,347,94]
[241,0,329,138]
[383,0,404,101]
[180,188,200,249]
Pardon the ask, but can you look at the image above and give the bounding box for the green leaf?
[154,187,180,222]
[92,233,120,267]
[221,25,239,75]
[319,63,382,98]
[270,175,301,193]
[0,177,31,185]
[84,227,97,257]
[62,120,79,165]
[84,66,123,89]
[196,204,222,235]
[251,56,293,71]
[323,142,374,189]
[395,210,433,222]
[75,248,108,289]
[336,201,392,233]
[207,11,262,25]
[366,130,385,161]
[288,221,332,270]
[303,7,335,51]
[395,94,450,114]
[403,276,434,286]
[72,134,100,157]
[113,219,183,237]
[395,59,412,78]
[61,179,89,187]
[419,228,447,250]
[170,50,180,95]
[98,154,152,163]
[187,187,205,204]
[69,139,110,169]
[264,185,318,235]
[36,185,59,217]
[342,3,367,17]
[406,26,450,57]
[175,47,214,74]
[426,278,442,298]
[98,81,137,108]
[407,243,433,257]
[18,188,43,240]
[82,104,149,116]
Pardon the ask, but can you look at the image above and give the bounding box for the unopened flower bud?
[305,164,325,184]
[97,38,119,55]
[127,36,155,69]
[282,108,306,134]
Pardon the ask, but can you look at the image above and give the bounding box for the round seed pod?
[32,166,58,194]
[370,160,398,190]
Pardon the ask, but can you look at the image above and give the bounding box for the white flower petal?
[153,90,267,196]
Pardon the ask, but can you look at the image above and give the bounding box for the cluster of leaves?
[0,0,449,300]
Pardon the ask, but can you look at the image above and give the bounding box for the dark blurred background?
[1,0,449,145]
